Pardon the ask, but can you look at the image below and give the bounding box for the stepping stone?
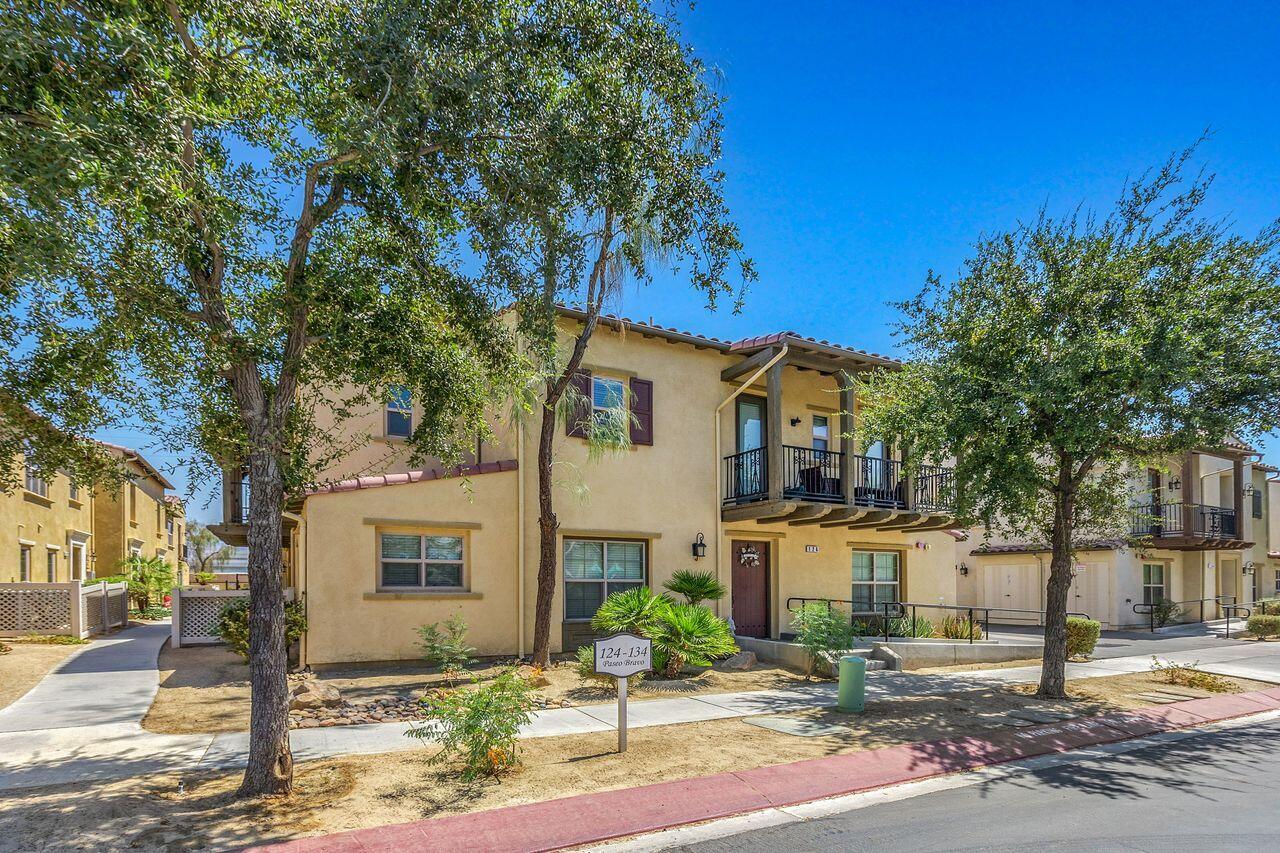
[1134,692,1181,704]
[1007,708,1076,724]
[743,715,852,738]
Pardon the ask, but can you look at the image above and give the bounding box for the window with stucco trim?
[563,538,646,620]
[852,550,899,611]
[19,546,30,582]
[378,532,466,590]
[386,386,412,438]
[1142,562,1167,604]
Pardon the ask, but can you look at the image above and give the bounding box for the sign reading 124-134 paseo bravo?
[593,632,652,753]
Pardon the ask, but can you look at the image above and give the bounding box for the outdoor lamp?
[956,562,969,576]
[1167,476,1182,491]
[1244,483,1255,496]
[691,532,707,560]
[1244,562,1256,575]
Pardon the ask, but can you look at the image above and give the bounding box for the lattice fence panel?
[82,591,105,634]
[106,587,129,628]
[179,592,246,643]
[0,586,74,634]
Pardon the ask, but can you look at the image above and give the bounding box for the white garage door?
[982,563,1042,624]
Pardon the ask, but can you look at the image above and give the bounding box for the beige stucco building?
[960,445,1276,629]
[0,456,95,584]
[91,444,187,583]
[215,310,965,665]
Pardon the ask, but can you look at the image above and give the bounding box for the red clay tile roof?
[970,539,1125,556]
[305,459,518,496]
[727,331,902,367]
[97,441,176,490]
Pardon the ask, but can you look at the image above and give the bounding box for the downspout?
[517,417,526,659]
[713,344,789,618]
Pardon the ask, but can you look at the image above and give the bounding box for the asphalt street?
[678,716,1280,852]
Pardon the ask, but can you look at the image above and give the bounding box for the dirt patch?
[145,644,813,735]
[20,670,1270,850]
[0,642,82,710]
[915,657,1046,674]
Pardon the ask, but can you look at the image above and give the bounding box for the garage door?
[982,563,1042,624]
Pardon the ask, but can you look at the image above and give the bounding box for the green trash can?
[837,655,866,713]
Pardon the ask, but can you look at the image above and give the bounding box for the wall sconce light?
[1167,477,1182,491]
[1244,483,1255,496]
[1244,561,1256,575]
[789,417,802,427]
[956,562,969,576]
[691,532,707,560]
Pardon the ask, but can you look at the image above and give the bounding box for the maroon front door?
[731,540,769,638]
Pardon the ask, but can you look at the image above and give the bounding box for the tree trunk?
[531,391,559,667]
[236,446,293,797]
[1038,473,1076,700]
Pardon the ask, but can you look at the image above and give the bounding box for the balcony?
[209,468,293,547]
[1130,501,1247,549]
[722,444,955,529]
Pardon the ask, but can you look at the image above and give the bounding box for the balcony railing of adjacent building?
[1130,501,1239,539]
[723,444,955,513]
[227,474,252,525]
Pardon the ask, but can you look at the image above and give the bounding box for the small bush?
[193,572,217,585]
[649,604,737,677]
[131,606,172,620]
[407,668,537,780]
[590,586,671,635]
[216,598,307,661]
[790,603,857,678]
[1247,614,1280,639]
[1151,657,1234,692]
[1065,616,1101,659]
[663,570,727,606]
[1151,598,1183,628]
[886,615,934,638]
[11,634,88,645]
[417,615,477,681]
[940,614,985,641]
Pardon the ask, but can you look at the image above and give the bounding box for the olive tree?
[858,149,1280,698]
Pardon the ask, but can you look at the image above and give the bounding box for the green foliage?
[116,556,174,610]
[12,634,88,645]
[574,644,645,690]
[663,570,728,606]
[590,586,672,636]
[193,572,217,585]
[1151,657,1234,692]
[132,606,172,620]
[406,669,537,780]
[886,616,934,638]
[1246,614,1280,639]
[648,604,738,678]
[416,616,477,681]
[1151,598,1183,628]
[790,603,857,678]
[856,145,1280,695]
[217,599,308,662]
[939,614,985,641]
[187,524,233,576]
[1065,617,1102,659]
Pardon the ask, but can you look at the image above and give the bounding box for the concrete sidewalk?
[3,624,1279,792]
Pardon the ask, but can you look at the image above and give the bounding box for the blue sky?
[106,1,1280,521]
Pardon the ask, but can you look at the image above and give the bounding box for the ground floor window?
[1142,562,1167,605]
[852,550,900,611]
[70,542,86,581]
[378,532,465,589]
[19,546,30,582]
[564,538,646,620]
[46,548,57,582]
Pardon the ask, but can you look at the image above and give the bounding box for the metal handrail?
[1222,603,1251,639]
[784,597,1089,645]
[1132,595,1236,633]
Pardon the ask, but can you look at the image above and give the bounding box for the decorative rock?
[289,681,343,711]
[318,718,341,727]
[516,664,551,688]
[715,651,757,671]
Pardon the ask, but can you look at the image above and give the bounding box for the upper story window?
[129,484,138,523]
[386,386,412,438]
[23,458,47,497]
[591,376,626,424]
[379,532,465,589]
[68,481,79,502]
[19,546,30,582]
[1252,489,1264,519]
[812,415,829,451]
[167,516,175,544]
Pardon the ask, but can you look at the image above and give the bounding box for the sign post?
[593,632,652,753]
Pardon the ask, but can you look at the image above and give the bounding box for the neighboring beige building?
[961,443,1273,629]
[214,310,964,665]
[0,455,94,584]
[92,444,187,584]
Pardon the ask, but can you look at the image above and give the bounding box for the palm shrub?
[417,615,477,684]
[407,669,537,780]
[663,570,727,606]
[115,556,174,609]
[790,603,857,678]
[649,604,738,677]
[590,586,671,636]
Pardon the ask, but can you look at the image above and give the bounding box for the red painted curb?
[247,688,1280,853]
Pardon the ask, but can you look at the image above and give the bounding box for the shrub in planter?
[790,603,857,678]
[1151,598,1183,628]
[1246,614,1280,639]
[1065,616,1101,659]
[886,615,934,638]
[417,615,476,683]
[940,614,985,641]
[590,586,671,636]
[663,570,727,606]
[216,598,307,662]
[649,604,737,678]
[407,668,537,780]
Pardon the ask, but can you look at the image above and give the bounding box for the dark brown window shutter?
[566,370,592,437]
[630,377,653,446]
